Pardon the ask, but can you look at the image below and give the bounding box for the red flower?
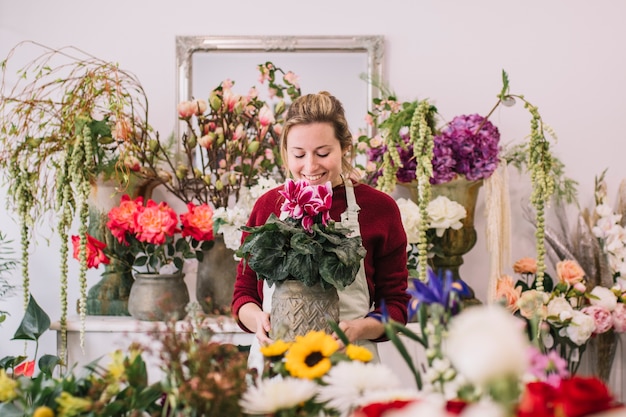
[107,195,143,244]
[446,399,469,415]
[180,202,214,242]
[353,399,416,417]
[134,200,179,245]
[14,360,35,377]
[517,381,558,417]
[71,233,110,269]
[555,376,616,417]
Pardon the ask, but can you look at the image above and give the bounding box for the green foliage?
[11,295,50,342]
[238,214,366,290]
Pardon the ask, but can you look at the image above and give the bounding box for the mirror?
[175,35,384,140]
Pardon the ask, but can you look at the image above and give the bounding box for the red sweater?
[231,182,410,338]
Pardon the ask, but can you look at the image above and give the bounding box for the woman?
[232,91,409,368]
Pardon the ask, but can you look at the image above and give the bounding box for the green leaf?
[12,295,50,341]
[39,354,61,377]
[0,402,23,417]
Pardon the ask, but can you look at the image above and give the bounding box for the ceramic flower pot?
[196,236,239,314]
[128,272,189,321]
[270,280,339,342]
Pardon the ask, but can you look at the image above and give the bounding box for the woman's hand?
[254,311,273,345]
[336,317,384,348]
[238,303,273,345]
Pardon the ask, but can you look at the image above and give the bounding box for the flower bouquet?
[496,257,626,377]
[73,195,215,274]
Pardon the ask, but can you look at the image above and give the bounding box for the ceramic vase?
[128,272,190,321]
[196,236,239,314]
[270,280,339,342]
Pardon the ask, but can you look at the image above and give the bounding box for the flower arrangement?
[396,196,467,274]
[496,257,626,376]
[73,195,215,274]
[359,72,557,289]
[135,62,301,210]
[239,328,378,416]
[237,179,366,289]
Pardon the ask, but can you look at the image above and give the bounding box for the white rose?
[427,196,466,237]
[396,198,422,244]
[589,286,618,311]
[565,310,596,345]
[546,296,574,322]
[444,305,529,387]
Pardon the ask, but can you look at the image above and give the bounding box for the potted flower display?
[237,179,366,341]
[73,195,216,321]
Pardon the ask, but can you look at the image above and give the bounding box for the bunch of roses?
[73,195,216,274]
[496,257,626,373]
[103,195,215,273]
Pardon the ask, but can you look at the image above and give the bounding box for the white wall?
[1,0,625,360]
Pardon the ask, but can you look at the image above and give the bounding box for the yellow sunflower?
[260,339,292,358]
[284,331,338,379]
[345,344,373,362]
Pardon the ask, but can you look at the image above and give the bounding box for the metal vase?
[128,272,189,321]
[270,280,339,342]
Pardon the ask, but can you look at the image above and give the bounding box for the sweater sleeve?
[231,188,282,332]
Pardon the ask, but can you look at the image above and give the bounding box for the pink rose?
[496,275,522,313]
[582,305,613,334]
[71,233,110,269]
[612,303,626,332]
[513,257,537,275]
[180,203,214,242]
[556,260,585,285]
[107,195,143,244]
[135,200,179,245]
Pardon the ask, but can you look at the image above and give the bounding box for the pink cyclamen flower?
[582,305,613,334]
[135,200,179,245]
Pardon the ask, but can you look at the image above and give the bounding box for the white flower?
[546,296,574,322]
[318,361,402,416]
[589,286,618,311]
[427,196,466,237]
[444,305,530,386]
[396,196,466,243]
[396,198,423,244]
[239,376,318,415]
[565,310,596,345]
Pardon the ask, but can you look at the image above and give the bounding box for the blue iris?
[407,268,471,319]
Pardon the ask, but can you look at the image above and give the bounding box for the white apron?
[248,181,378,371]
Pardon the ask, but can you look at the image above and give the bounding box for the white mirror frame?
[175,35,385,140]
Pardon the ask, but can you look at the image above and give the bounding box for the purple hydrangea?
[431,114,500,184]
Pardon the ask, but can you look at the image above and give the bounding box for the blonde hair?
[279,91,356,178]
